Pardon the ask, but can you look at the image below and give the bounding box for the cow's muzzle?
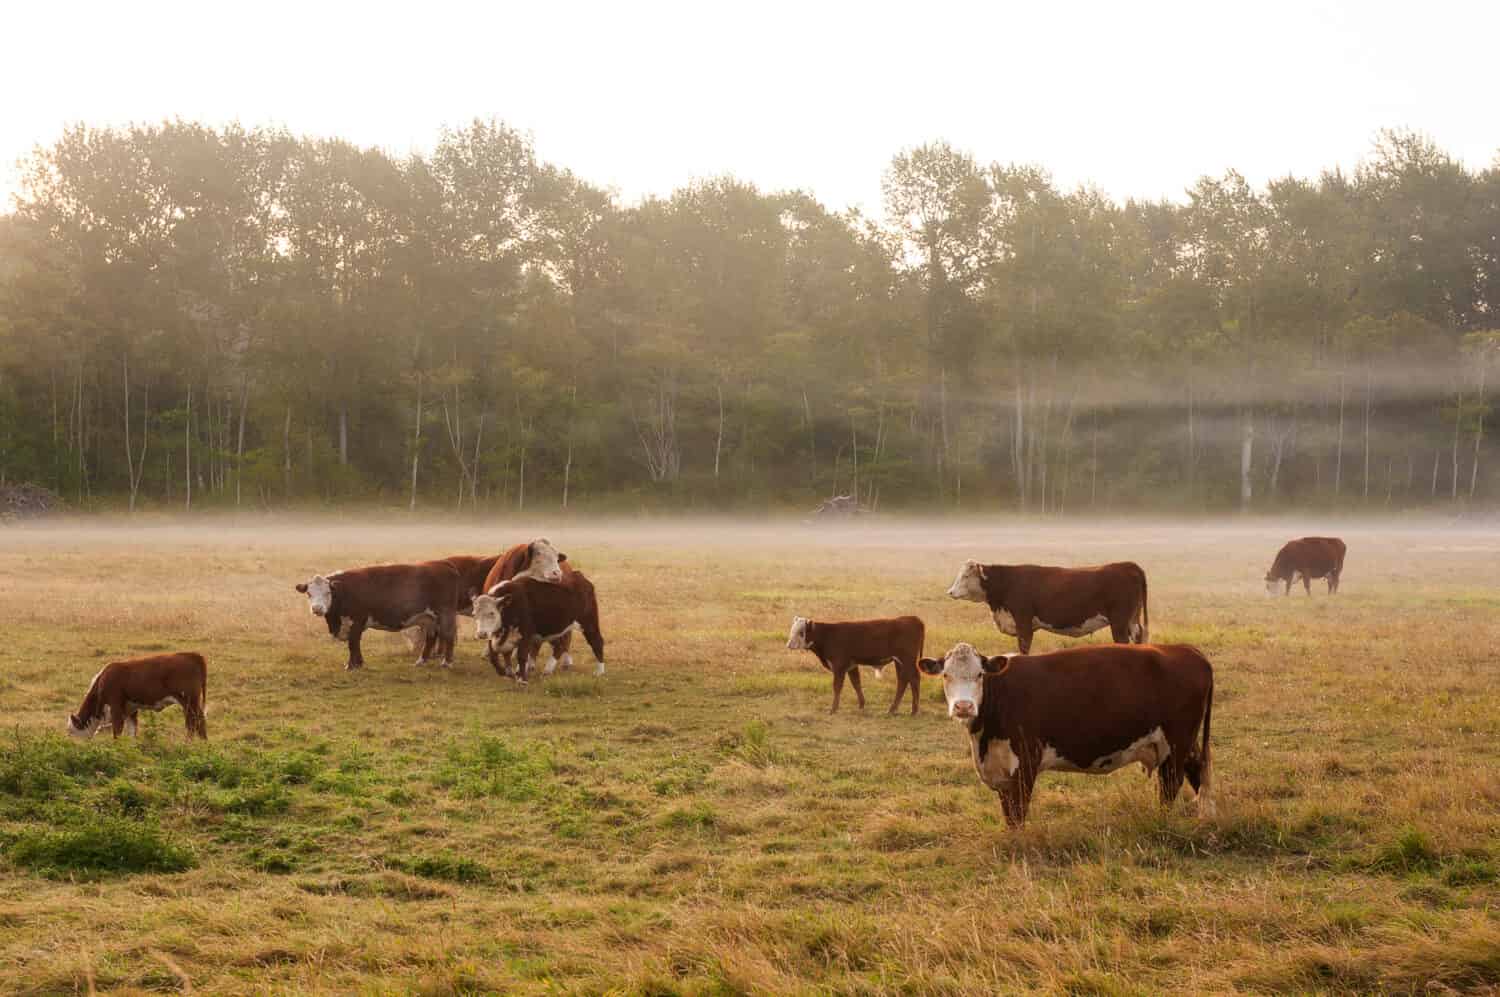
[950,701,976,719]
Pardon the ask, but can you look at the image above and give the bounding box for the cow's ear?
[295,583,308,593]
[981,655,1006,673]
[557,551,568,562]
[916,657,943,676]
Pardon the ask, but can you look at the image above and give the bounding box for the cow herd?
[65,533,1345,830]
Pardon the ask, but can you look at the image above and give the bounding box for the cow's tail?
[1195,677,1215,819]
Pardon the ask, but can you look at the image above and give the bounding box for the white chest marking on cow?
[1035,614,1111,638]
[992,608,1019,636]
[969,733,1020,789]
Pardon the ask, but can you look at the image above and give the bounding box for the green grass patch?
[6,817,194,878]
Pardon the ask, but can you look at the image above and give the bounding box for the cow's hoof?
[441,660,453,669]
[346,663,364,671]
[593,663,606,677]
[414,658,427,668]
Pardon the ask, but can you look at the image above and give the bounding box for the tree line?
[1,120,1497,513]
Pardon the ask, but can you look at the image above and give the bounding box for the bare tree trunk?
[1334,370,1345,497]
[1451,384,1463,500]
[1471,356,1487,499]
[339,408,348,467]
[1186,375,1196,499]
[714,381,725,479]
[849,408,858,501]
[562,384,576,510]
[470,412,485,511]
[1091,415,1099,508]
[1362,367,1372,501]
[122,357,149,512]
[283,404,293,499]
[802,389,815,489]
[1239,413,1254,511]
[235,378,248,507]
[408,373,422,512]
[184,384,193,511]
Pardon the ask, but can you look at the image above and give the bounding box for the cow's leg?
[887,663,909,715]
[1109,615,1132,644]
[109,701,126,739]
[1328,572,1338,594]
[581,617,606,676]
[1303,574,1312,596]
[1283,578,1291,595]
[346,617,368,669]
[125,710,139,737]
[487,640,506,678]
[847,665,866,709]
[416,623,437,666]
[1015,619,1035,655]
[1157,754,1187,807]
[437,611,456,667]
[908,664,921,716]
[829,662,848,713]
[997,776,1033,828]
[553,630,575,672]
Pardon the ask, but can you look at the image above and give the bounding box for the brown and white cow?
[1266,536,1346,595]
[947,560,1149,654]
[785,615,926,715]
[475,539,572,671]
[472,569,605,684]
[67,652,208,740]
[404,540,566,650]
[918,642,1214,827]
[296,562,463,670]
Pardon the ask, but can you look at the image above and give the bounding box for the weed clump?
[433,735,552,801]
[7,817,193,878]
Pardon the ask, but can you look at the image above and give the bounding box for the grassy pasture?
[0,518,1496,995]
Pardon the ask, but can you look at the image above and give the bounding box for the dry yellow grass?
[0,517,1496,995]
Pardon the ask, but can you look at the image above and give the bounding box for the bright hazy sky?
[3,0,1496,215]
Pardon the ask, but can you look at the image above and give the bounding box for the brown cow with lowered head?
[785,615,926,715]
[296,562,463,669]
[1266,537,1346,595]
[947,560,1148,654]
[67,652,208,739]
[918,642,1214,827]
[472,569,606,684]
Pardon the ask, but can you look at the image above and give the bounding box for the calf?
[785,616,926,715]
[947,560,1149,654]
[296,562,463,670]
[1266,537,1346,595]
[67,652,208,740]
[471,570,605,683]
[918,642,1214,827]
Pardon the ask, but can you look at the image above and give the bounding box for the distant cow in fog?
[947,560,1149,654]
[785,615,926,715]
[1266,537,1346,595]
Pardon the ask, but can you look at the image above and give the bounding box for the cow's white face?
[472,594,504,640]
[297,575,334,616]
[786,616,811,650]
[1265,577,1280,596]
[66,713,102,739]
[918,642,1004,720]
[520,538,564,583]
[947,561,987,602]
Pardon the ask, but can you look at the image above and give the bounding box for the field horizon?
[0,518,1496,994]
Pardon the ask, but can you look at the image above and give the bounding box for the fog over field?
[0,517,1495,992]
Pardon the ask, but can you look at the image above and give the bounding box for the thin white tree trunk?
[235,378,248,507]
[714,381,725,479]
[1471,357,1487,500]
[1363,367,1372,501]
[409,373,422,512]
[1334,370,1345,497]
[1239,413,1254,511]
[184,384,193,511]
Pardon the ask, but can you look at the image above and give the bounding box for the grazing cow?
[1266,537,1346,595]
[296,562,463,670]
[947,560,1149,654]
[472,570,605,683]
[785,616,926,715]
[918,642,1214,826]
[67,652,208,740]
